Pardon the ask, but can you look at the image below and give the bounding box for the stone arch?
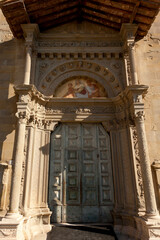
[38,61,122,98]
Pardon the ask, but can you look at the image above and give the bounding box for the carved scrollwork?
[132,127,145,210]
[19,94,31,103]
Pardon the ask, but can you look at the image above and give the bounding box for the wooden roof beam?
[137,7,157,17]
[130,0,140,23]
[82,7,126,24]
[37,8,78,25]
[25,0,70,13]
[83,1,130,19]
[39,13,77,30]
[29,2,78,20]
[83,13,120,30]
[1,0,30,22]
[140,0,160,9]
[86,0,134,11]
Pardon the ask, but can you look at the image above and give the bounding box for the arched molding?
[38,61,122,97]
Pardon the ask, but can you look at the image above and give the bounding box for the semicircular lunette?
[38,61,122,98]
[54,76,107,98]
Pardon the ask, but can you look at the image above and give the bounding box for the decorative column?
[23,45,32,85]
[9,112,29,216]
[128,42,138,85]
[120,24,139,85]
[23,125,34,213]
[135,111,158,216]
[152,160,160,209]
[6,86,32,218]
[128,85,159,217]
[21,24,39,85]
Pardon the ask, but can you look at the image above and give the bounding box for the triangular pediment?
[42,20,118,36]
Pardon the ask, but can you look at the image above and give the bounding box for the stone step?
[47,224,117,240]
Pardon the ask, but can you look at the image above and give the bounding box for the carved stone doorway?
[48,123,114,223]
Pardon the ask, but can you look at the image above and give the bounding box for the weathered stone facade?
[0,7,160,240]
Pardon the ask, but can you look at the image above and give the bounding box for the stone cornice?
[14,84,149,130]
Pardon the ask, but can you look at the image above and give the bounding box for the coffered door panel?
[49,123,114,223]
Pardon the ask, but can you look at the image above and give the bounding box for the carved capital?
[120,23,138,48]
[16,111,30,124]
[25,44,32,54]
[135,111,145,122]
[19,93,31,103]
[21,24,39,46]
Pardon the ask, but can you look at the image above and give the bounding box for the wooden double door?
[48,123,114,223]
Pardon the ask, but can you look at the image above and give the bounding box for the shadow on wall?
[0,38,22,214]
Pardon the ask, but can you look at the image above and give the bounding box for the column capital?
[21,24,39,47]
[120,23,138,46]
[135,110,145,122]
[16,110,30,124]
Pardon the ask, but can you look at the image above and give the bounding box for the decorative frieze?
[45,105,115,115]
[37,41,122,48]
[38,52,122,60]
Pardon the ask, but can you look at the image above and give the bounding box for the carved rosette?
[132,127,145,211]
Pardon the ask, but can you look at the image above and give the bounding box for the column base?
[0,209,52,240]
[135,215,160,240]
[113,212,160,240]
[0,215,23,240]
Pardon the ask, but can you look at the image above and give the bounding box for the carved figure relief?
[54,77,107,98]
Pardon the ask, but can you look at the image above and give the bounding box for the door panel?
[49,123,114,223]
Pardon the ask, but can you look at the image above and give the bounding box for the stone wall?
[0,9,25,214]
[135,12,160,163]
[0,10,26,163]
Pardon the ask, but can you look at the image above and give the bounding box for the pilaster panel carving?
[131,127,145,211]
[19,129,29,210]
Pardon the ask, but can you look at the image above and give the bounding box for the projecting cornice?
[0,0,159,39]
